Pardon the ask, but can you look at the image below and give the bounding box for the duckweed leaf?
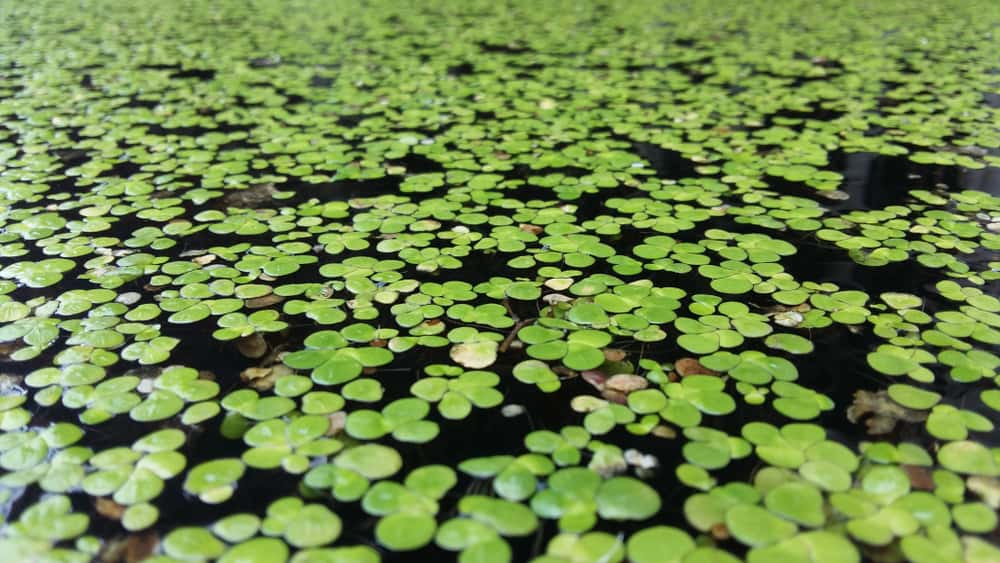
[595,477,661,521]
[183,458,246,504]
[726,504,798,547]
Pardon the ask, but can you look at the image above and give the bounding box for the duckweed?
[1,0,999,561]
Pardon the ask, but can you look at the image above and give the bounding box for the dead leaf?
[191,254,216,266]
[545,279,573,293]
[326,411,346,436]
[220,183,277,208]
[968,476,1000,508]
[116,292,142,305]
[348,198,374,209]
[501,404,525,417]
[772,311,804,328]
[519,223,542,234]
[624,449,659,470]
[846,390,927,435]
[570,395,608,413]
[245,294,285,309]
[240,364,292,391]
[601,389,627,404]
[590,455,626,478]
[818,190,849,201]
[256,344,288,369]
[137,378,156,394]
[581,369,607,390]
[764,303,812,314]
[240,367,276,390]
[603,348,627,362]
[236,333,268,358]
[903,465,935,490]
[651,425,677,439]
[674,358,718,377]
[552,366,577,378]
[710,523,730,541]
[95,497,125,520]
[0,341,24,360]
[604,373,648,393]
[542,292,573,303]
[98,532,160,563]
[125,533,159,563]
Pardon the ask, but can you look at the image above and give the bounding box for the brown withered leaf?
[125,533,160,563]
[651,425,677,439]
[327,411,347,436]
[674,357,718,377]
[847,390,927,435]
[245,294,285,309]
[95,497,125,520]
[220,182,277,208]
[236,333,268,358]
[604,373,648,393]
[254,345,286,370]
[240,364,292,391]
[763,303,812,314]
[603,348,627,362]
[581,370,607,390]
[903,465,935,490]
[601,389,627,404]
[106,532,159,563]
[519,223,542,234]
[552,366,576,379]
[0,341,24,360]
[241,367,277,390]
[710,523,730,541]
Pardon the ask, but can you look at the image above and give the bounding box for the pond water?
[0,1,998,562]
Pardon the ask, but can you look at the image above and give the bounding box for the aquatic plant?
[0,0,998,561]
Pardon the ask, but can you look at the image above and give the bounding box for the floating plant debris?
[0,0,998,562]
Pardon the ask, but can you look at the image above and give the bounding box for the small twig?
[499,317,535,354]
[502,297,518,321]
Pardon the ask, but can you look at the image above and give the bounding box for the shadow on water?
[765,150,1000,211]
[842,151,1000,205]
[630,141,699,179]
